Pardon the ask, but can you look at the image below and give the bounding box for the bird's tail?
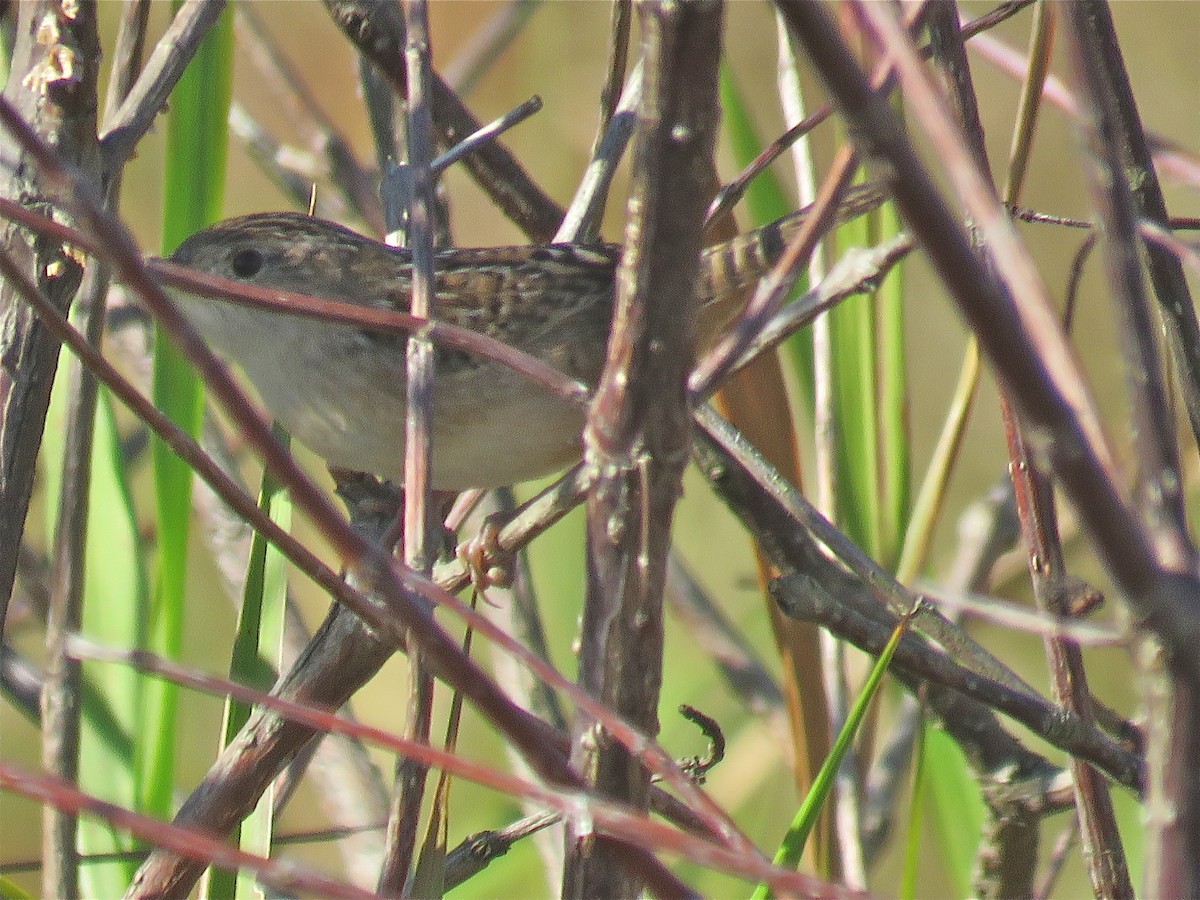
[698,181,891,308]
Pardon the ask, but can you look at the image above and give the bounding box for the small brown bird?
[165,189,882,489]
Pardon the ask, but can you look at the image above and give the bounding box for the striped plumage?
[166,185,883,488]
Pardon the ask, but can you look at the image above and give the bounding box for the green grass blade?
[144,4,233,824]
[44,372,147,896]
[203,429,290,900]
[829,97,908,564]
[923,727,985,897]
[75,393,149,894]
[0,875,33,900]
[719,68,794,228]
[826,257,882,555]
[895,340,981,584]
[900,706,926,900]
[874,200,909,568]
[753,602,917,898]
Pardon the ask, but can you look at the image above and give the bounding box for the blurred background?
[3,2,1200,896]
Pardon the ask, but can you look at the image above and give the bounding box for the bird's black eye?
[230,248,264,278]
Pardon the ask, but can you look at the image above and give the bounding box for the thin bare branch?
[570,3,735,895]
[324,0,565,241]
[98,0,227,175]
[782,1,1200,683]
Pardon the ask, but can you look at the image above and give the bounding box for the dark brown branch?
[0,0,95,668]
[568,3,731,896]
[377,1,439,890]
[324,0,565,242]
[590,0,633,162]
[924,4,1130,894]
[1071,3,1200,464]
[44,0,149,892]
[780,0,1200,684]
[1063,4,1191,568]
[1063,7,1200,896]
[0,8,100,894]
[693,410,1143,794]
